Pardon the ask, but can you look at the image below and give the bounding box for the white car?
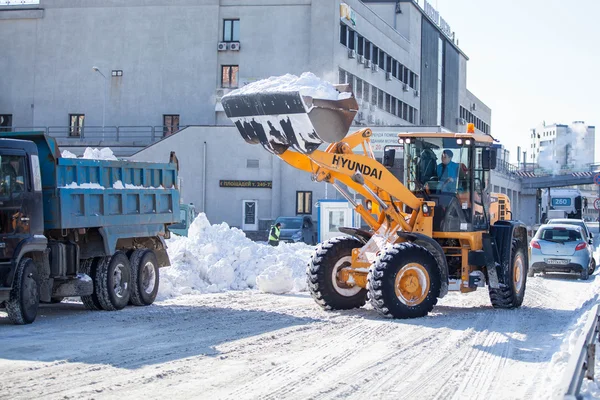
[546,218,596,272]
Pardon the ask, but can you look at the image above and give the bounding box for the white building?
[529,121,595,171]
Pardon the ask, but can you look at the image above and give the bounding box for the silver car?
[547,218,596,272]
[529,224,592,280]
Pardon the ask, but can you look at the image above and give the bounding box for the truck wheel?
[95,252,132,311]
[489,239,527,308]
[81,258,103,311]
[368,242,440,319]
[129,249,160,306]
[307,236,367,310]
[6,258,39,325]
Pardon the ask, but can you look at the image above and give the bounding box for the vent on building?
[247,159,259,168]
[348,49,356,59]
[217,42,228,51]
[229,42,240,51]
[364,59,372,68]
[471,103,477,111]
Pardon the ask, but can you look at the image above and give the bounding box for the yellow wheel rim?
[513,254,524,292]
[394,263,430,306]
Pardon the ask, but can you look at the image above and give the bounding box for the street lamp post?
[92,66,107,131]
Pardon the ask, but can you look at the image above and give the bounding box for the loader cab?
[401,135,495,232]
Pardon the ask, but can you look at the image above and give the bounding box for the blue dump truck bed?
[1,132,179,231]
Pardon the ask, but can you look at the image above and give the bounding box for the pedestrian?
[268,222,281,246]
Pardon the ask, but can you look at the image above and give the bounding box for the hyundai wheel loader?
[221,83,528,319]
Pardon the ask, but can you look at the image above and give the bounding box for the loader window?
[0,155,26,198]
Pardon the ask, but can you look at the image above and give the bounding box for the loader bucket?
[221,84,358,155]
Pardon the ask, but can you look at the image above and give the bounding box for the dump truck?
[222,81,528,319]
[0,132,179,324]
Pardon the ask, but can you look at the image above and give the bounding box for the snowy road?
[1,272,598,400]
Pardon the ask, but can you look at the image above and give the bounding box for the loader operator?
[268,222,281,246]
[437,149,459,193]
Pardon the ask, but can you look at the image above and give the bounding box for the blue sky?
[434,0,600,163]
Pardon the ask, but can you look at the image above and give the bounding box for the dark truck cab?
[0,133,179,324]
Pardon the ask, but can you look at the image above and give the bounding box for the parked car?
[273,216,317,245]
[529,224,593,280]
[547,218,596,271]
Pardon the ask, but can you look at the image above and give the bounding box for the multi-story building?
[529,121,595,170]
[0,0,496,229]
[0,0,491,137]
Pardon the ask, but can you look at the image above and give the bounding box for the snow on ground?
[61,147,118,160]
[1,219,600,399]
[159,213,314,299]
[224,72,352,100]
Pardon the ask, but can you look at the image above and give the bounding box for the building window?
[296,191,312,215]
[0,114,12,132]
[163,114,180,137]
[357,36,364,56]
[69,114,84,137]
[223,19,240,42]
[372,45,378,65]
[364,40,371,60]
[363,82,370,101]
[247,159,259,168]
[221,65,239,88]
[340,24,347,46]
[355,78,363,99]
[339,68,346,84]
[371,86,377,105]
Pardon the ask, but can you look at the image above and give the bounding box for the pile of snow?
[159,213,315,300]
[225,72,352,101]
[61,148,118,160]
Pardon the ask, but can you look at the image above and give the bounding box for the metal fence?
[557,304,599,399]
[3,125,187,143]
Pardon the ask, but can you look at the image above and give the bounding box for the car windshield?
[548,220,586,233]
[276,218,302,229]
[539,227,581,242]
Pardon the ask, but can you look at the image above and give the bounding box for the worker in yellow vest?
[268,222,281,246]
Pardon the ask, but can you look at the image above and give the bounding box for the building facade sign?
[340,2,356,26]
[219,180,272,188]
[423,0,453,38]
[0,0,39,4]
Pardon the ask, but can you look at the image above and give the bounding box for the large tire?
[81,258,103,311]
[368,242,441,319]
[307,236,367,310]
[6,258,40,325]
[129,249,160,306]
[489,239,527,308]
[95,252,132,311]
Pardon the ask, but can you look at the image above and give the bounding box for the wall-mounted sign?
[219,180,272,189]
[423,0,453,38]
[340,2,356,26]
[0,0,40,4]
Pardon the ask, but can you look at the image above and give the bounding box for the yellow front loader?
[222,84,528,318]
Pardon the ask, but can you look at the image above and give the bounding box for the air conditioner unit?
[348,49,356,59]
[414,89,420,97]
[215,88,231,102]
[364,59,372,68]
[229,42,240,51]
[385,71,392,81]
[371,64,379,73]
[402,83,409,92]
[456,117,467,125]
[357,55,364,64]
[217,42,228,51]
[369,103,376,111]
[471,103,477,111]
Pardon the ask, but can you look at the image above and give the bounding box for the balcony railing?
[2,125,187,143]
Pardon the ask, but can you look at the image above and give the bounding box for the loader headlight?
[422,204,430,214]
[398,138,404,144]
[366,200,372,211]
[465,139,472,145]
